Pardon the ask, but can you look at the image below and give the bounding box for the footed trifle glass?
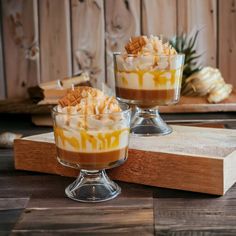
[114,53,184,136]
[52,103,131,202]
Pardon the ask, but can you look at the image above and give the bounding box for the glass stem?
[79,169,105,182]
[131,105,172,136]
[65,168,120,202]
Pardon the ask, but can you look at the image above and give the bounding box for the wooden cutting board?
[159,90,236,113]
[14,125,236,195]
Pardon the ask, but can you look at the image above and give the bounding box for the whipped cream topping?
[56,87,127,131]
[58,86,121,115]
[116,35,179,71]
[126,35,177,56]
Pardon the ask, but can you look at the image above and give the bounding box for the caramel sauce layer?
[57,146,128,170]
[116,87,177,102]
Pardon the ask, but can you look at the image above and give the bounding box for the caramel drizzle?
[118,67,183,88]
[54,127,129,151]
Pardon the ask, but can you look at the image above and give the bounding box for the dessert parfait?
[52,86,131,202]
[113,35,184,135]
[114,35,184,106]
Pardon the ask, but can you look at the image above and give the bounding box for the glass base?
[131,107,172,136]
[65,170,121,202]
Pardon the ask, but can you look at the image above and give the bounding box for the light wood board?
[14,125,236,195]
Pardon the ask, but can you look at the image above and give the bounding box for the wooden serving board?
[159,90,236,113]
[14,125,236,195]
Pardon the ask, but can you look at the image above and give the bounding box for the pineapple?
[169,32,232,103]
[169,31,202,87]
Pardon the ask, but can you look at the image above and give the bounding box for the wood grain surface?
[0,4,5,100]
[1,0,40,98]
[0,99,52,114]
[142,0,176,38]
[2,94,236,117]
[39,0,72,83]
[0,197,29,235]
[2,115,236,235]
[14,125,236,195]
[219,0,236,87]
[71,0,105,88]
[177,0,217,67]
[0,1,236,99]
[154,186,236,235]
[105,0,141,89]
[13,197,154,235]
[159,90,236,113]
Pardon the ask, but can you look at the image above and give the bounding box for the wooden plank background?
[177,0,217,67]
[39,0,72,83]
[71,0,105,88]
[219,0,236,86]
[1,0,40,98]
[0,0,235,99]
[105,0,140,89]
[0,0,5,99]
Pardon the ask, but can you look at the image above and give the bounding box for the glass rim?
[113,51,185,58]
[51,102,131,117]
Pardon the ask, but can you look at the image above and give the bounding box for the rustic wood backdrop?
[0,0,235,99]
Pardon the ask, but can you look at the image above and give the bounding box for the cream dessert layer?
[115,36,182,90]
[115,35,183,91]
[54,127,129,153]
[115,68,182,90]
[114,36,184,105]
[54,87,129,154]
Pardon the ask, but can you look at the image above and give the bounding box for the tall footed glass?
[114,53,184,136]
[52,103,131,202]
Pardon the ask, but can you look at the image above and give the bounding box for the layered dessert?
[53,87,130,170]
[114,35,184,106]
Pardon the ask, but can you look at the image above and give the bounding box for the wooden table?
[1,113,236,235]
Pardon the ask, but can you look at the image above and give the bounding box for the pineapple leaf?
[185,55,201,64]
[188,30,200,51]
[169,30,202,87]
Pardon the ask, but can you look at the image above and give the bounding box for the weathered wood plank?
[219,0,236,87]
[0,1,6,100]
[0,99,52,114]
[105,0,141,90]
[71,0,105,89]
[39,0,72,82]
[0,149,14,172]
[0,175,69,198]
[0,209,25,235]
[177,0,217,67]
[13,197,154,234]
[0,198,29,235]
[0,198,29,210]
[142,0,176,38]
[1,0,40,98]
[154,185,236,235]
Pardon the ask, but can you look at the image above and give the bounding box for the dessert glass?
[52,103,131,202]
[114,53,184,136]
